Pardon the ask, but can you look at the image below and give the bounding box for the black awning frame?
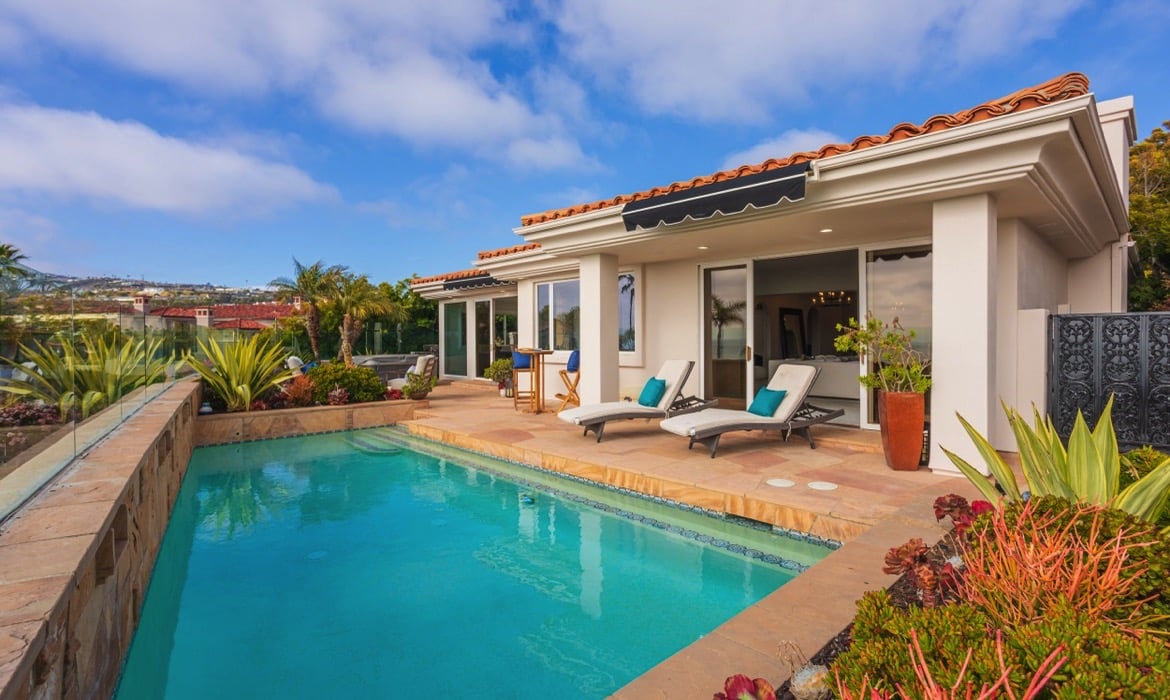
[443,274,507,291]
[621,161,810,231]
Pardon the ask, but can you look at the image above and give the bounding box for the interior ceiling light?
[819,228,833,234]
[697,245,710,250]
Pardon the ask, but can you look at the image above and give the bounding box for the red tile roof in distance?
[519,72,1090,227]
[212,319,267,330]
[151,303,299,320]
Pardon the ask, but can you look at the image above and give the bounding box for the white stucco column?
[578,254,619,404]
[930,194,997,475]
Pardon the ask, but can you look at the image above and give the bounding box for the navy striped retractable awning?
[620,161,810,231]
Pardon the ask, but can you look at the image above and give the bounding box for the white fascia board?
[512,204,629,256]
[476,251,579,281]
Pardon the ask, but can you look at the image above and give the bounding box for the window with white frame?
[536,280,580,350]
[536,274,639,352]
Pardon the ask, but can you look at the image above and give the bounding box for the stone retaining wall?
[0,381,200,700]
[195,399,422,446]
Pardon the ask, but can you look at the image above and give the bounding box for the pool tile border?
[369,426,837,571]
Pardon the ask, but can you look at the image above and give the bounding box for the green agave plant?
[186,335,296,412]
[0,334,173,420]
[943,396,1170,529]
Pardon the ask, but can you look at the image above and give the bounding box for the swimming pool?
[115,427,832,699]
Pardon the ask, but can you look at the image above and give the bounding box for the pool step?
[347,428,403,455]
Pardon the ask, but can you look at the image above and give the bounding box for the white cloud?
[0,103,337,215]
[0,0,596,171]
[318,50,535,145]
[553,0,1086,122]
[721,129,844,170]
[505,136,598,171]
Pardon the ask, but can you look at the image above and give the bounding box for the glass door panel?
[443,302,467,376]
[704,266,751,409]
[864,247,932,425]
[493,297,517,362]
[474,301,491,378]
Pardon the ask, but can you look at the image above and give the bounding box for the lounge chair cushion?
[638,377,666,407]
[765,363,818,423]
[747,388,787,417]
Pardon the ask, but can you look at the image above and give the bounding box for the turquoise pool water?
[116,428,832,699]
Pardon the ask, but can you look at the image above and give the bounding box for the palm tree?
[269,259,346,360]
[0,243,27,280]
[331,274,397,366]
[711,295,746,358]
[619,273,635,350]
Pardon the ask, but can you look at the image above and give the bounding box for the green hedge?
[305,364,385,404]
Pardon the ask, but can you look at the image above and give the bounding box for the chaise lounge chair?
[557,359,711,442]
[659,363,844,457]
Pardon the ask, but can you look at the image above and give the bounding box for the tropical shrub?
[281,375,315,408]
[0,334,172,420]
[0,401,60,426]
[185,335,296,412]
[305,363,384,404]
[944,397,1170,527]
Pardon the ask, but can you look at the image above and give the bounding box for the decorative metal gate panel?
[1048,313,1170,450]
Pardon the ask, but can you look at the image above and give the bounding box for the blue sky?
[0,1,1167,288]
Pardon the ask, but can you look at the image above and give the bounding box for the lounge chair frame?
[570,362,715,442]
[685,401,844,457]
[580,393,715,442]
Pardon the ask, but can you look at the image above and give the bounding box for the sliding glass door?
[703,264,753,410]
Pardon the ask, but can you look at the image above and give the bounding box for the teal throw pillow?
[748,388,787,417]
[638,377,667,407]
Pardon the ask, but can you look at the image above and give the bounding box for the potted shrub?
[835,313,931,470]
[483,357,513,397]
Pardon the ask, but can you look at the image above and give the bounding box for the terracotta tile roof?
[477,242,541,260]
[410,269,488,285]
[519,72,1090,227]
[212,319,267,330]
[151,303,299,320]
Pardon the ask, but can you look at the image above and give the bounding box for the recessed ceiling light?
[697,245,709,250]
[819,228,834,234]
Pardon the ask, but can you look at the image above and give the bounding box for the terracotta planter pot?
[878,391,925,471]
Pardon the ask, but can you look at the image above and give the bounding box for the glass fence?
[0,295,205,522]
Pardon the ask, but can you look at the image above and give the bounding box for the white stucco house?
[413,73,1136,474]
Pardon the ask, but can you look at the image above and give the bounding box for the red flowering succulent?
[714,674,776,700]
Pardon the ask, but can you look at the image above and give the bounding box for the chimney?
[293,296,303,309]
[195,308,212,328]
[133,295,151,314]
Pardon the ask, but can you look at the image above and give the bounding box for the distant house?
[412,73,1135,473]
[119,296,301,340]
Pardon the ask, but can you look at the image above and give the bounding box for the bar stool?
[555,350,580,412]
[512,348,538,411]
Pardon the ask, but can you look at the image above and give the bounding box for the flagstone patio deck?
[406,381,982,697]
